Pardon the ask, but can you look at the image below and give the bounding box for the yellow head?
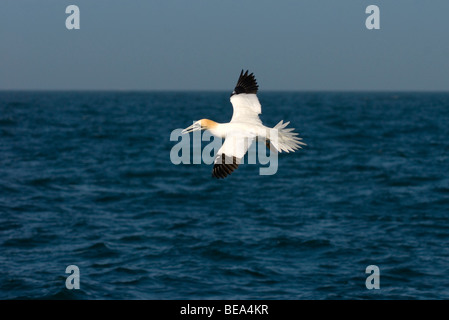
[182,119,218,133]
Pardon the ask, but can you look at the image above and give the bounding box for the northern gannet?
[182,70,306,178]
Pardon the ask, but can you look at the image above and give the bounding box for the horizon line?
[1,89,449,93]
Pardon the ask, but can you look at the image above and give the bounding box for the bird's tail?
[268,120,306,153]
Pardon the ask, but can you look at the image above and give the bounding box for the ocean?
[1,91,449,299]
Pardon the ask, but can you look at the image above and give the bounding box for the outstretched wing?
[212,134,254,179]
[229,70,262,125]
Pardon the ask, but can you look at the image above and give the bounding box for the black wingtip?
[231,69,258,96]
[212,154,240,179]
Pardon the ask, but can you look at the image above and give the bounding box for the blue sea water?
[1,91,449,300]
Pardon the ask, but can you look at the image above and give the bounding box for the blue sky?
[1,0,448,91]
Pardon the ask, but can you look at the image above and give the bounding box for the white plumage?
[230,93,262,124]
[182,70,306,178]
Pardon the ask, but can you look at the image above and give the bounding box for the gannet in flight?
[182,70,306,178]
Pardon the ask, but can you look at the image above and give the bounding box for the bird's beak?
[182,122,200,134]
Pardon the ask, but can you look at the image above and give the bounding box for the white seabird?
[182,70,306,178]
